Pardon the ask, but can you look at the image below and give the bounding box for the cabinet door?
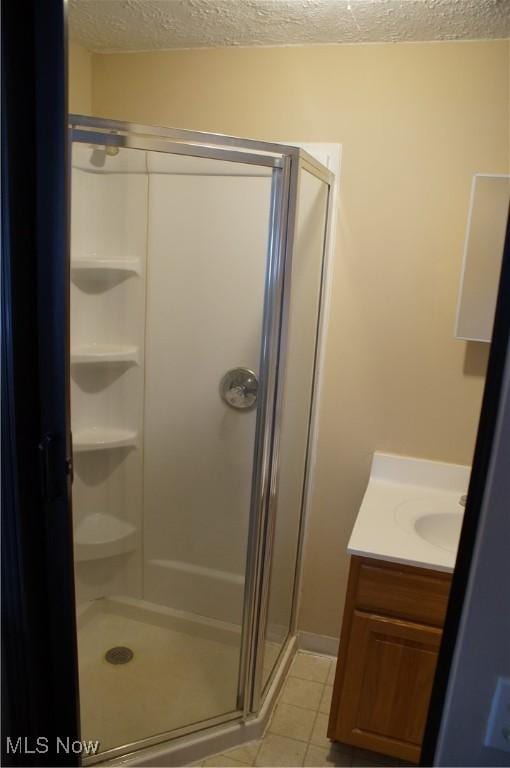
[333,611,441,763]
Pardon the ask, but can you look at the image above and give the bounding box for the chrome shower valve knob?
[220,368,258,410]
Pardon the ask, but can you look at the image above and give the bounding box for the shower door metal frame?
[69,115,333,763]
[250,153,336,710]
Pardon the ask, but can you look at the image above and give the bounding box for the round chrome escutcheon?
[220,367,258,410]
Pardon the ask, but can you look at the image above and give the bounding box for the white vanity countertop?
[347,452,471,573]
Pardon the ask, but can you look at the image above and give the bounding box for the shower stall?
[69,116,334,763]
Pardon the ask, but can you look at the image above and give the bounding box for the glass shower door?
[261,166,330,689]
[70,132,278,757]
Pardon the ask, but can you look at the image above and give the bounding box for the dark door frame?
[421,212,510,765]
[1,0,80,765]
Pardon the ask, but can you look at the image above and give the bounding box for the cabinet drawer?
[355,558,451,627]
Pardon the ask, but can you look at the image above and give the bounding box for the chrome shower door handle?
[220,368,258,410]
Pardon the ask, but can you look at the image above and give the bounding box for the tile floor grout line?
[288,673,329,683]
[306,706,322,763]
[213,652,397,768]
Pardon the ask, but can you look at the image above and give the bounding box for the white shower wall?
[71,144,273,626]
[71,145,147,603]
[143,159,272,624]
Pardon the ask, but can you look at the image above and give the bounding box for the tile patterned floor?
[196,651,405,768]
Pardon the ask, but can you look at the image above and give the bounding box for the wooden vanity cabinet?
[328,556,452,764]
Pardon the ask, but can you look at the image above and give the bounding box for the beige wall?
[76,40,509,638]
[69,41,92,114]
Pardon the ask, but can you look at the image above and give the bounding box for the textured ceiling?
[69,0,510,52]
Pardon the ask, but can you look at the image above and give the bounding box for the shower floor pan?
[76,597,280,759]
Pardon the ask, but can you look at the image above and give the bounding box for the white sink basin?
[347,453,470,572]
[414,512,463,553]
[394,496,464,554]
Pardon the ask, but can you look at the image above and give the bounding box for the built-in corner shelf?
[71,258,140,279]
[73,426,138,453]
[71,344,139,366]
[74,512,138,561]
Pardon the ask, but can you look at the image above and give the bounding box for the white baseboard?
[297,630,339,657]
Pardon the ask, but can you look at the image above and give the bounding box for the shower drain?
[105,646,134,665]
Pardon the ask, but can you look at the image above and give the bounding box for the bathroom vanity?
[328,556,451,763]
[328,453,469,764]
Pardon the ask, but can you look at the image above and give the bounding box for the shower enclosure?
[69,116,333,763]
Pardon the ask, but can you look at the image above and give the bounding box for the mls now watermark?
[6,736,100,756]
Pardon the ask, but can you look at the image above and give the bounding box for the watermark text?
[6,736,100,756]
